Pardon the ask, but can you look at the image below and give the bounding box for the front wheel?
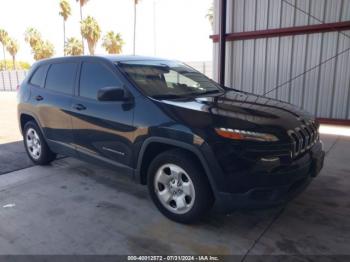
[147,149,214,224]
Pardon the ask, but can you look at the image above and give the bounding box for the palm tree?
[132,0,141,55]
[24,28,54,60]
[80,16,101,55]
[206,4,214,30]
[102,31,124,54]
[0,29,9,70]
[59,0,71,55]
[33,40,55,60]
[76,0,89,54]
[24,28,41,49]
[65,37,83,56]
[5,38,19,70]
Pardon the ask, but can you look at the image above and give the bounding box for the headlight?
[215,128,279,142]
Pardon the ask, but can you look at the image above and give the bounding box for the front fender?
[134,136,221,197]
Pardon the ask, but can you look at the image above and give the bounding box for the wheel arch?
[19,113,44,137]
[20,113,36,133]
[135,137,217,194]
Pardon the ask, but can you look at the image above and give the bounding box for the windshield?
[117,60,223,99]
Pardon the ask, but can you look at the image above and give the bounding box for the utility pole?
[153,0,157,56]
[133,0,137,55]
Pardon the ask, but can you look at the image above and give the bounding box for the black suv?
[18,56,325,223]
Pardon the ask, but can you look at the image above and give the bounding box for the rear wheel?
[23,121,56,165]
[147,149,214,224]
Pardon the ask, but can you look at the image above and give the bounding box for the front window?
[118,60,223,99]
[79,62,121,100]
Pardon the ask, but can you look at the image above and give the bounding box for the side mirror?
[97,86,129,102]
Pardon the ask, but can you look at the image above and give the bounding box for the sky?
[0,0,214,64]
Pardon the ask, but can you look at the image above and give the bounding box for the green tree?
[0,29,9,70]
[102,31,124,54]
[65,37,83,56]
[24,28,41,49]
[18,61,31,70]
[132,0,140,55]
[25,28,54,61]
[5,38,19,70]
[33,40,55,60]
[80,16,101,55]
[0,60,30,70]
[206,4,214,30]
[76,0,90,54]
[59,0,72,55]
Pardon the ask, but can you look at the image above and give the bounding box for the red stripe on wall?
[317,118,350,126]
[210,21,350,42]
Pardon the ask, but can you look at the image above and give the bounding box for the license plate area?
[311,151,325,177]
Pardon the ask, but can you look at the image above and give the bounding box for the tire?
[23,121,56,165]
[147,149,214,224]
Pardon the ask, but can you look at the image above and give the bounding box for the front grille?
[288,121,319,158]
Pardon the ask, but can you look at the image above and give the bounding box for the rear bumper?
[211,143,325,212]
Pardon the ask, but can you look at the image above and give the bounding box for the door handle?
[72,104,87,111]
[35,95,43,101]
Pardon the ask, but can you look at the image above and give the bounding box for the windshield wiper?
[187,89,223,97]
[152,90,223,100]
[151,94,184,100]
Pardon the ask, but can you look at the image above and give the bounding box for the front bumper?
[211,141,325,212]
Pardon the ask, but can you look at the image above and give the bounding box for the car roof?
[103,55,172,62]
[34,55,173,67]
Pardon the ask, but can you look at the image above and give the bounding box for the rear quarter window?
[29,65,48,87]
[45,63,78,95]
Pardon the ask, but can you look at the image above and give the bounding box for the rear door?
[71,60,135,170]
[31,62,78,155]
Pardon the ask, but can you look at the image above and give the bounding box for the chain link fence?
[0,70,27,91]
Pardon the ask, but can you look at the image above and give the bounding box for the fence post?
[15,71,19,88]
[0,70,28,91]
[1,71,5,91]
[8,71,12,91]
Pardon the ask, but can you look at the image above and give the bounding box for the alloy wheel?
[26,128,42,160]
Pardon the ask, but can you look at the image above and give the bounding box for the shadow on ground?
[0,140,33,175]
[0,135,349,256]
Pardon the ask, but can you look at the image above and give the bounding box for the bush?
[0,60,31,70]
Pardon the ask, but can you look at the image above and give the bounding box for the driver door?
[71,61,135,170]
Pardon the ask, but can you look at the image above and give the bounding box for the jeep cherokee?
[18,56,325,223]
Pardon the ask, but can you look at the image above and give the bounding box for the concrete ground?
[0,92,349,257]
[0,92,22,144]
[0,92,34,174]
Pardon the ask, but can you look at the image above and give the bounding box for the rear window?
[45,63,78,95]
[29,65,48,87]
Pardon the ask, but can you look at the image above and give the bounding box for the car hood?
[157,90,315,133]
